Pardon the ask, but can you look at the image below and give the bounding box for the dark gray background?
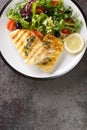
[0,0,87,130]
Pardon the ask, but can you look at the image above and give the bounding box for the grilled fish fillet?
[10,29,63,72]
[10,29,47,65]
[37,34,63,72]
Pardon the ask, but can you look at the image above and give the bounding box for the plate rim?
[0,0,87,79]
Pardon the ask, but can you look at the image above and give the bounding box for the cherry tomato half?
[61,29,71,35]
[7,19,16,31]
[34,30,44,39]
[36,6,45,14]
[51,0,59,6]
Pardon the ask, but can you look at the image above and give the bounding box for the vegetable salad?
[7,0,82,38]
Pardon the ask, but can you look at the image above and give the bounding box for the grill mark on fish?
[17,31,33,50]
[29,46,45,64]
[19,36,38,58]
[14,30,28,46]
[10,30,20,40]
[33,49,47,64]
[26,42,43,64]
[17,33,35,53]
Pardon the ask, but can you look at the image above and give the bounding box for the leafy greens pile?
[7,0,82,36]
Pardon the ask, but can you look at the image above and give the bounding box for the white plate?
[0,0,87,79]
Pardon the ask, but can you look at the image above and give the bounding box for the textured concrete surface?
[0,0,87,130]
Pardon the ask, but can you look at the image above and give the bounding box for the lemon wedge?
[64,33,85,54]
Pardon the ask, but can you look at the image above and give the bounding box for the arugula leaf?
[36,0,52,8]
[7,9,30,29]
[15,0,28,10]
[31,13,47,29]
[32,2,37,16]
